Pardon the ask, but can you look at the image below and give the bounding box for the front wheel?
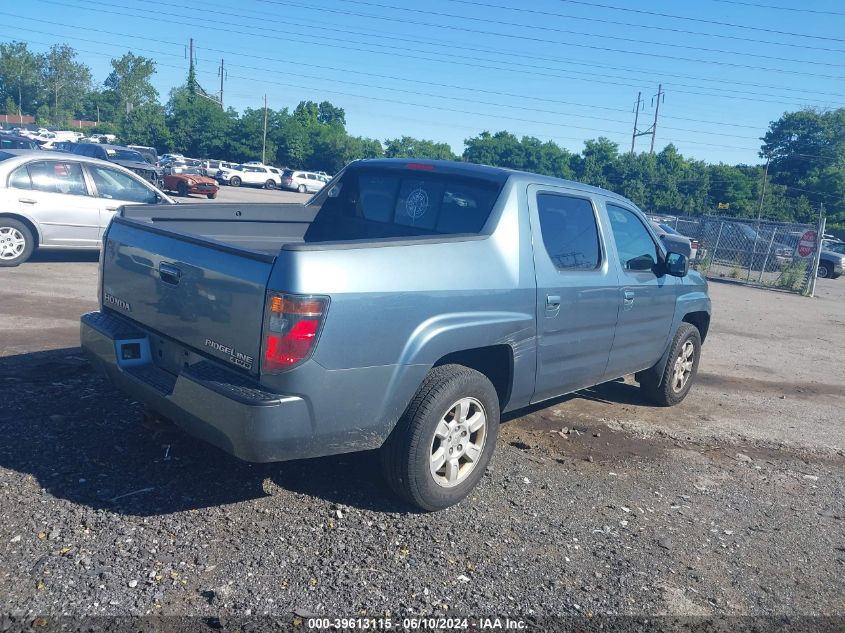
[0,219,35,267]
[207,192,217,199]
[229,176,241,187]
[380,364,500,511]
[297,184,306,193]
[638,322,701,406]
[177,182,188,197]
[817,263,831,279]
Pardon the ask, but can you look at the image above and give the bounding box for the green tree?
[122,103,170,151]
[384,136,457,160]
[0,42,41,116]
[104,52,158,121]
[40,44,92,123]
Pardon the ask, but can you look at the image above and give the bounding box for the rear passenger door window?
[28,161,88,196]
[536,193,601,270]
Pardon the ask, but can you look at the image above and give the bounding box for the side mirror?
[665,251,688,277]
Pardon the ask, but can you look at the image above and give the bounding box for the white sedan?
[0,149,174,266]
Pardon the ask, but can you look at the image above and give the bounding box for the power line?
[555,0,845,43]
[4,21,771,141]
[441,0,845,53]
[24,1,845,108]
[707,0,845,17]
[333,0,845,67]
[253,0,845,78]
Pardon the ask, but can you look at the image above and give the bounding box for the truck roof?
[355,158,633,205]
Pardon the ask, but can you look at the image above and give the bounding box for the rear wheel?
[264,180,276,190]
[0,219,34,267]
[297,184,306,193]
[380,364,499,511]
[639,323,701,406]
[229,176,241,187]
[817,263,831,278]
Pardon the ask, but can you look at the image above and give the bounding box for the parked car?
[817,247,844,279]
[127,145,159,166]
[0,149,173,266]
[70,143,163,186]
[703,221,791,271]
[162,167,219,199]
[197,159,235,178]
[280,169,327,193]
[216,164,282,189]
[87,133,117,143]
[650,221,693,259]
[80,159,710,511]
[0,133,40,150]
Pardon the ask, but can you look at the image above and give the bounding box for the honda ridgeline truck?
[81,159,711,511]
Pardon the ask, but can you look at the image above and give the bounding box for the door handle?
[546,294,561,308]
[623,290,635,304]
[158,262,181,285]
[18,198,37,204]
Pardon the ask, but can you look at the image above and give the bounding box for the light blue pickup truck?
[81,159,711,510]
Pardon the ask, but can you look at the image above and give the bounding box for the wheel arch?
[433,344,514,410]
[682,310,710,342]
[0,212,41,247]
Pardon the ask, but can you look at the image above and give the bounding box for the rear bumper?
[80,311,313,462]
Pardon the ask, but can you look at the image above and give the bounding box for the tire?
[229,176,241,187]
[207,192,217,200]
[264,180,276,190]
[297,184,306,193]
[817,263,831,279]
[380,364,500,511]
[177,182,188,197]
[639,322,701,407]
[0,218,35,267]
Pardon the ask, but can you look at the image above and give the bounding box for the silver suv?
[281,169,327,193]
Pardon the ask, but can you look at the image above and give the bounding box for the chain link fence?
[652,215,826,295]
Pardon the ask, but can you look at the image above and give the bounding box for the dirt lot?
[1,250,844,622]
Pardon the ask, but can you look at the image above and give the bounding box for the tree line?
[0,41,842,235]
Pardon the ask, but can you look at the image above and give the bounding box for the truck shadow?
[1,348,651,517]
[27,251,100,263]
[0,348,405,516]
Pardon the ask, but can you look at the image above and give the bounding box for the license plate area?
[150,335,192,376]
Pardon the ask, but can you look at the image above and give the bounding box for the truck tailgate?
[101,217,273,375]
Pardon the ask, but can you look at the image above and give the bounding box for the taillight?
[262,292,329,373]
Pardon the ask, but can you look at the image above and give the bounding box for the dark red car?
[162,167,219,199]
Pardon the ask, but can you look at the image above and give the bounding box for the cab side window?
[606,204,658,272]
[536,193,601,270]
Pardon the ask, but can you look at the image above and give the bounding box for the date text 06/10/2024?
[305,618,527,630]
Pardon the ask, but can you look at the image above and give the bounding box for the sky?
[3,0,845,165]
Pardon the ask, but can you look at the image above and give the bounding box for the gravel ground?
[1,258,844,621]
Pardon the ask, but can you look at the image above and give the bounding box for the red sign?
[797,230,817,258]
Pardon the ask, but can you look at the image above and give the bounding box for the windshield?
[658,223,681,236]
[303,166,503,243]
[825,241,845,254]
[181,168,202,176]
[106,148,146,163]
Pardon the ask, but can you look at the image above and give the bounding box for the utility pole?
[630,91,642,155]
[649,83,664,155]
[756,155,770,224]
[262,94,268,165]
[219,58,225,109]
[189,38,193,73]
